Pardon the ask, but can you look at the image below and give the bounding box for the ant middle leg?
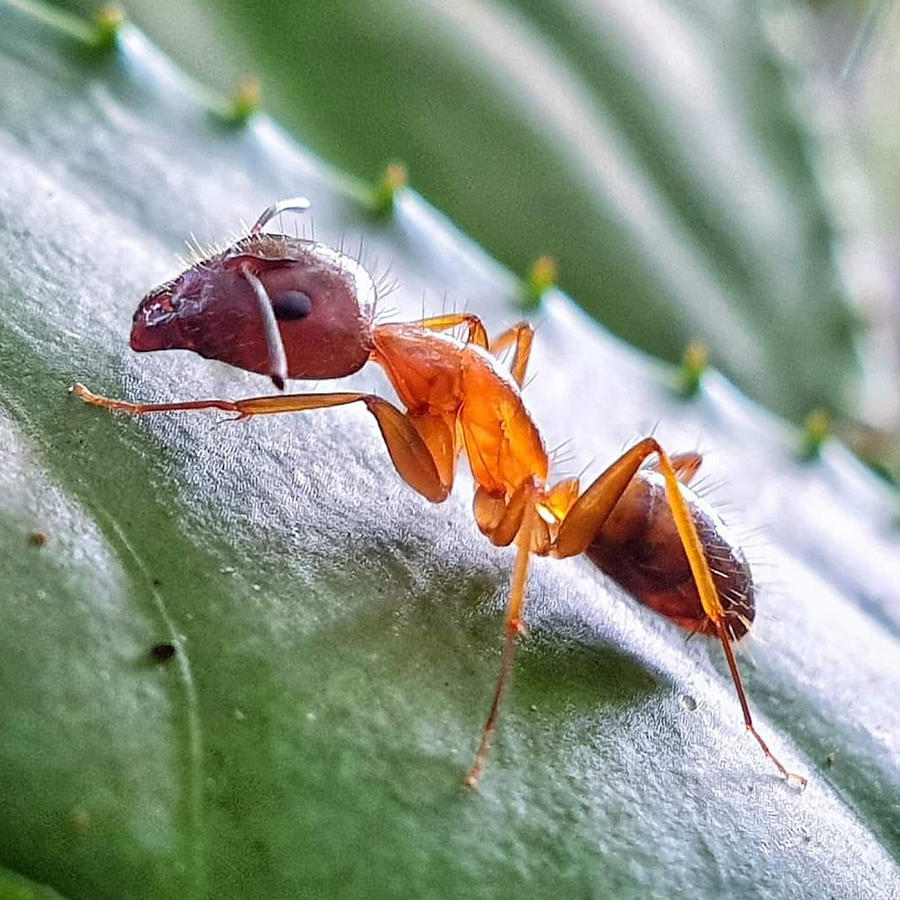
[465,480,539,789]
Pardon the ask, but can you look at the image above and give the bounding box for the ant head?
[130,233,376,382]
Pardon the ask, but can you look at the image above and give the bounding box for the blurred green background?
[47,0,900,437]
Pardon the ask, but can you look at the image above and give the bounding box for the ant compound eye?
[272,290,313,321]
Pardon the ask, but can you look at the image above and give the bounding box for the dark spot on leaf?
[150,642,176,662]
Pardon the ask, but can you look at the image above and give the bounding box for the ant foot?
[462,767,481,791]
[786,771,808,791]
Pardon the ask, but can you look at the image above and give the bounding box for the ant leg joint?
[505,617,528,637]
[789,773,809,790]
[71,383,97,403]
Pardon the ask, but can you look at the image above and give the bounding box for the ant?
[73,198,806,789]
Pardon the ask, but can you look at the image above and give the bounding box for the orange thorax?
[373,324,548,496]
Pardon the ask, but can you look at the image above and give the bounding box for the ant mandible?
[73,198,806,789]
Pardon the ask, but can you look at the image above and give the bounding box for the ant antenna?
[251,197,312,235]
[240,263,289,390]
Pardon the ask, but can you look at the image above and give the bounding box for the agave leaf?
[0,5,898,898]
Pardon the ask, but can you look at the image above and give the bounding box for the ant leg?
[487,323,533,388]
[417,313,489,349]
[465,481,538,788]
[406,411,460,490]
[555,438,805,785]
[651,450,702,485]
[473,479,529,547]
[417,315,533,387]
[72,385,452,503]
[717,619,806,786]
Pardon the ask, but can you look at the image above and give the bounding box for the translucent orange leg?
[488,323,534,388]
[417,313,489,349]
[72,383,453,503]
[555,438,806,786]
[465,481,537,788]
[418,314,534,388]
[659,450,703,485]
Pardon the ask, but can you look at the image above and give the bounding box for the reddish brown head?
[131,232,376,383]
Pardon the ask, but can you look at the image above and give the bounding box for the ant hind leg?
[554,437,805,784]
[658,451,703,485]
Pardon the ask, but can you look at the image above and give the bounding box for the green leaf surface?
[0,865,69,900]
[53,0,865,422]
[0,5,898,899]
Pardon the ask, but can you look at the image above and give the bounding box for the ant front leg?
[555,437,806,786]
[72,384,453,503]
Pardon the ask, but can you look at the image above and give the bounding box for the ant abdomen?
[586,470,755,641]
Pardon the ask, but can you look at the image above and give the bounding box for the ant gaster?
[73,198,806,788]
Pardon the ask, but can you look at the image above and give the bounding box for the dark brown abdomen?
[586,471,754,641]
